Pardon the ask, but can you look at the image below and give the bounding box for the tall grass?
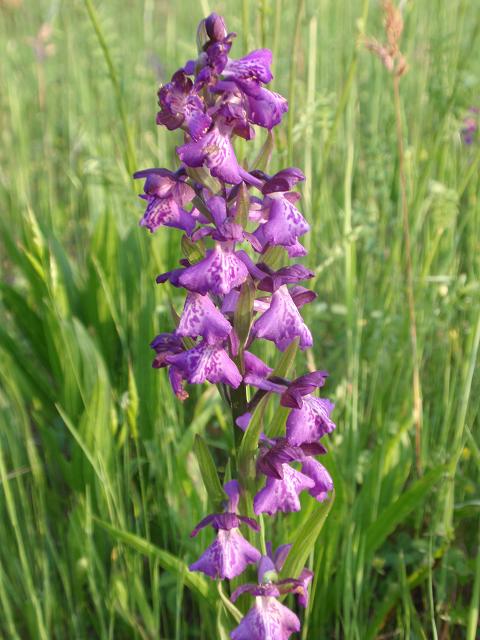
[0,1,479,638]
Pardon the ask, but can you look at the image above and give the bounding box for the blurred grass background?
[0,0,479,638]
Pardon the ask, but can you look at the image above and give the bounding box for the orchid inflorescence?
[134,13,335,638]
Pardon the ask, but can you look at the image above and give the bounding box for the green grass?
[1,0,479,638]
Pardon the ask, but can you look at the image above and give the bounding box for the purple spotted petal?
[254,463,315,515]
[189,528,261,580]
[286,396,336,446]
[301,458,333,502]
[262,195,309,247]
[176,292,232,344]
[166,341,242,388]
[139,194,196,234]
[178,245,249,295]
[252,285,313,351]
[224,49,273,85]
[156,71,211,140]
[230,596,300,640]
[177,121,244,184]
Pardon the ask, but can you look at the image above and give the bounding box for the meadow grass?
[0,0,479,638]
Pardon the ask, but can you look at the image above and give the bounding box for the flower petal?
[166,341,242,387]
[178,245,249,295]
[254,463,314,515]
[286,396,335,445]
[230,596,300,640]
[176,292,232,344]
[189,528,260,580]
[252,285,313,351]
[262,196,309,247]
[301,458,333,502]
[177,122,244,184]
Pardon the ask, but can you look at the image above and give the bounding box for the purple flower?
[252,285,313,351]
[177,119,246,184]
[286,395,335,446]
[177,244,249,295]
[254,463,314,515]
[134,168,196,234]
[166,340,242,388]
[176,292,232,344]
[189,512,260,580]
[258,192,309,248]
[230,594,300,640]
[156,70,212,140]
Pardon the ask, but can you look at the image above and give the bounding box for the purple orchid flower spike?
[137,13,336,638]
[252,285,313,351]
[176,292,232,344]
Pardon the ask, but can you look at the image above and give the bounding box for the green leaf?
[365,464,447,558]
[181,234,205,262]
[193,434,226,509]
[266,404,289,438]
[251,130,274,171]
[93,517,216,606]
[281,492,335,579]
[272,338,299,378]
[237,395,270,487]
[233,280,255,348]
[187,168,221,195]
[235,182,250,228]
[262,246,286,270]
